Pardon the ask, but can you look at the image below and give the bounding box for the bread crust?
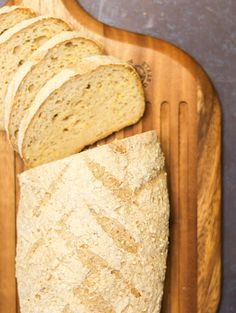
[18,68,76,158]
[0,5,36,16]
[16,131,169,313]
[0,16,70,45]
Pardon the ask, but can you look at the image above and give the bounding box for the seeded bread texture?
[5,31,104,150]
[0,6,36,36]
[16,130,169,313]
[18,55,145,168]
[0,16,71,129]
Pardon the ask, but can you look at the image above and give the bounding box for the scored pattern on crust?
[31,163,69,217]
[17,131,169,313]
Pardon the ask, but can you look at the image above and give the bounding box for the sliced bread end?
[18,57,145,167]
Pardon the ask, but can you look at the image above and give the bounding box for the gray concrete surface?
[0,0,235,312]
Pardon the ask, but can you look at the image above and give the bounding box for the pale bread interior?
[0,7,36,36]
[19,61,145,167]
[0,17,70,129]
[7,33,104,150]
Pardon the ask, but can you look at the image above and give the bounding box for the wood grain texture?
[0,133,16,313]
[0,0,221,312]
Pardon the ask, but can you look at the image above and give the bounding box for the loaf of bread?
[0,6,36,36]
[0,16,71,129]
[16,130,169,313]
[18,55,145,168]
[5,31,104,150]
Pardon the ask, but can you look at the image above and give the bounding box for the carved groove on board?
[179,101,189,312]
[178,101,189,312]
[178,101,197,313]
[160,100,171,313]
[160,101,170,170]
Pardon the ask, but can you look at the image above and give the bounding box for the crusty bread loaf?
[16,130,169,313]
[18,55,145,168]
[0,6,36,36]
[5,31,104,150]
[0,16,71,129]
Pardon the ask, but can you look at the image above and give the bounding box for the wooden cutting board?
[0,0,221,312]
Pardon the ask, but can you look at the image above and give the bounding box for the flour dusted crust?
[16,130,169,313]
[18,55,145,167]
[0,16,71,129]
[4,31,104,148]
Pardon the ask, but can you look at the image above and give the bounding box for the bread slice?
[16,130,169,313]
[5,31,104,150]
[0,16,71,129]
[0,6,36,36]
[18,55,145,168]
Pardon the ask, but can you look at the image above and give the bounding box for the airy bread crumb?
[5,31,104,150]
[0,6,36,36]
[0,16,71,129]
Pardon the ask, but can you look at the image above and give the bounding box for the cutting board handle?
[7,0,204,68]
[61,0,104,37]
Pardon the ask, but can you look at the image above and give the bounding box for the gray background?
[0,0,235,312]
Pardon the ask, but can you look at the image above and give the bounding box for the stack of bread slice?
[0,15,72,129]
[2,7,145,167]
[0,5,169,313]
[5,31,104,151]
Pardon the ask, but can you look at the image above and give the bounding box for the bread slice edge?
[4,31,104,143]
[0,5,36,16]
[0,16,71,45]
[18,69,77,157]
